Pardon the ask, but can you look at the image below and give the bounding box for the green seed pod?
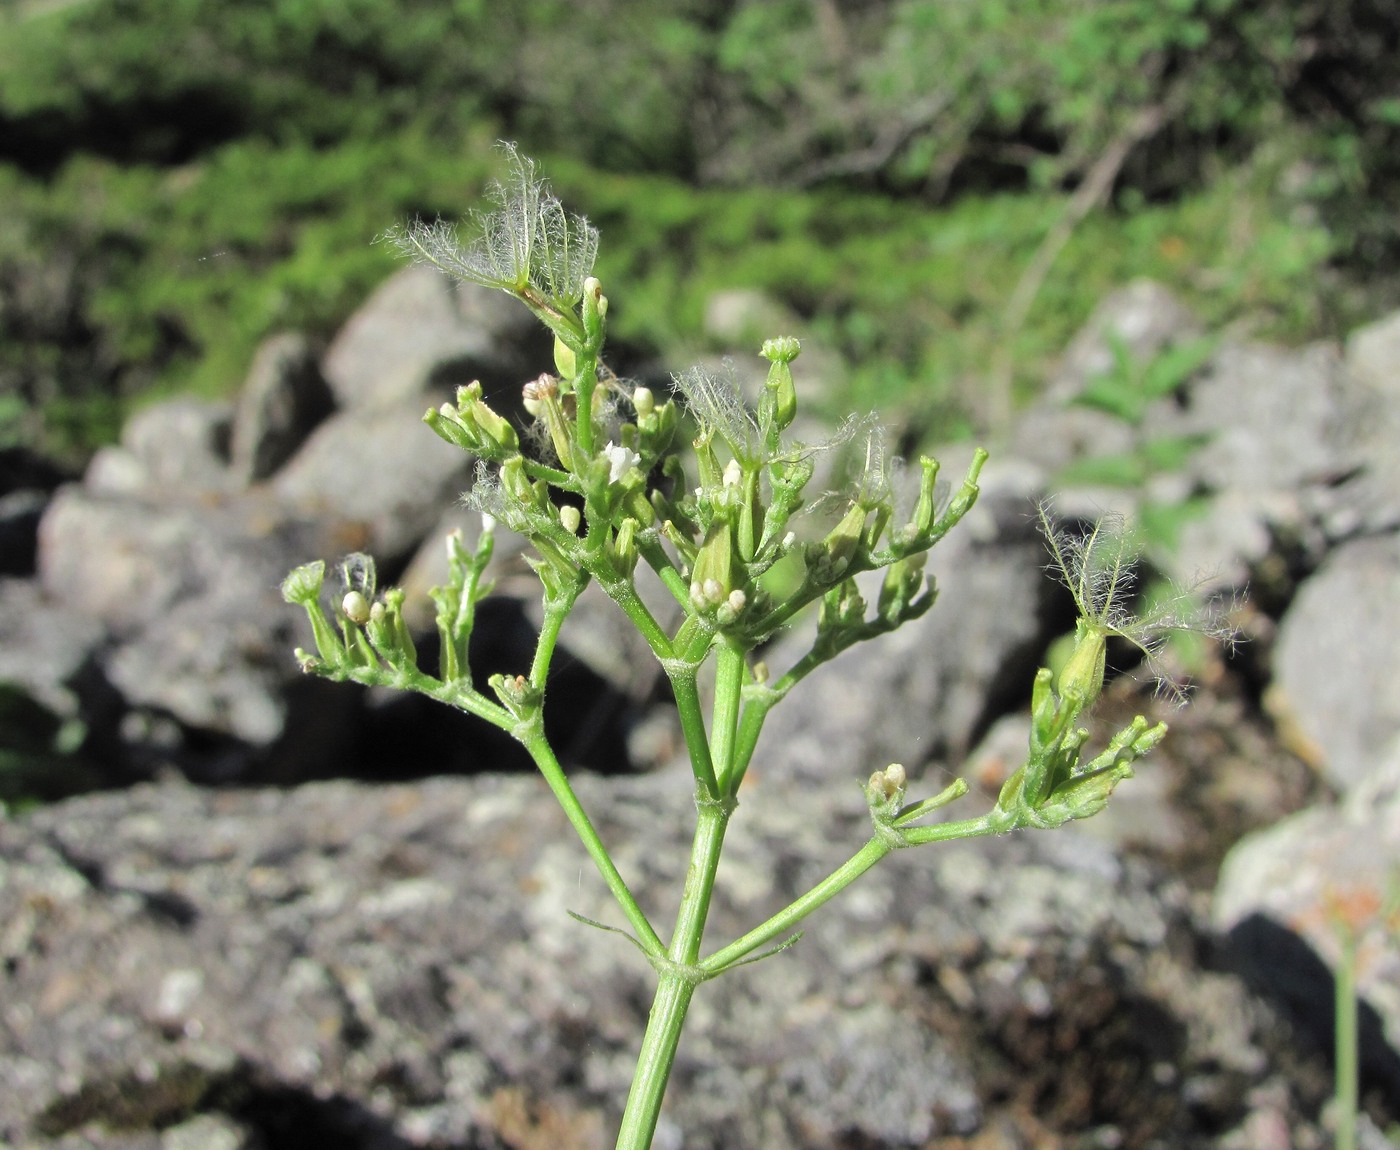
[817,502,869,579]
[910,456,941,539]
[468,396,519,454]
[689,519,735,608]
[608,517,641,579]
[877,553,927,623]
[1058,621,1107,708]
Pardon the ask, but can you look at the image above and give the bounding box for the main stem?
[615,636,742,1149]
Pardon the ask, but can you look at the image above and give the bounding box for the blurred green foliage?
[0,0,1394,462]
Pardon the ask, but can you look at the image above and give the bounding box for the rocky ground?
[1,269,1398,1148]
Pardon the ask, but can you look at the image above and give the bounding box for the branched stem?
[520,725,665,960]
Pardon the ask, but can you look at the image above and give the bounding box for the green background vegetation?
[1,0,1396,463]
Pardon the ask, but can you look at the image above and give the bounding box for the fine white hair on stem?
[382,143,599,305]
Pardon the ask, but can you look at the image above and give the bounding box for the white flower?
[603,441,640,484]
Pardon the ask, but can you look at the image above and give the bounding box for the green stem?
[668,665,720,799]
[616,790,732,1149]
[599,575,674,661]
[1335,926,1358,1150]
[699,807,1010,978]
[521,727,665,959]
[615,974,697,1150]
[700,837,891,976]
[727,680,788,792]
[637,535,693,611]
[530,585,583,690]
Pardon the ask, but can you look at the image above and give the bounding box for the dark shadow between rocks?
[230,1082,419,1150]
[264,596,639,783]
[1226,913,1400,1108]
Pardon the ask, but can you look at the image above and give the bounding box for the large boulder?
[270,397,473,563]
[1268,533,1400,792]
[321,266,546,412]
[229,331,334,485]
[35,486,363,783]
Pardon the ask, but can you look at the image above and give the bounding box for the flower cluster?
[281,146,1239,1150]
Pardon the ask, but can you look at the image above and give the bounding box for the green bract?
[283,148,1226,1150]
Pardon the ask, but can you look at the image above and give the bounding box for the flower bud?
[423,406,477,452]
[342,590,371,625]
[759,338,800,435]
[632,386,654,418]
[559,504,582,534]
[607,517,640,579]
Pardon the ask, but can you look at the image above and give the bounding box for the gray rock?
[1269,533,1400,791]
[1162,339,1354,589]
[1006,399,1138,481]
[0,770,1312,1148]
[749,462,1054,786]
[38,488,205,636]
[117,398,235,495]
[699,291,843,409]
[83,445,150,497]
[0,578,108,724]
[229,332,334,484]
[321,266,542,412]
[36,486,362,780]
[1180,341,1352,497]
[1345,309,1400,398]
[1214,751,1400,1089]
[270,398,473,562]
[1046,279,1203,403]
[1009,281,1203,507]
[703,288,801,349]
[1332,310,1400,536]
